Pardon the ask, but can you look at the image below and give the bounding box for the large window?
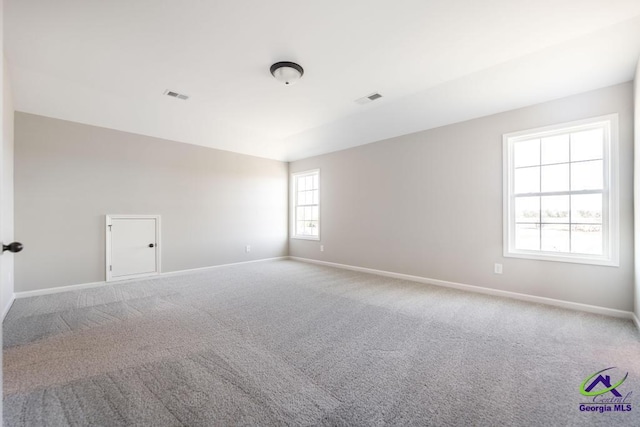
[292,169,320,240]
[503,115,618,266]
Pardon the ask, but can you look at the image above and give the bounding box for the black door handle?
[149,243,155,248]
[3,242,23,253]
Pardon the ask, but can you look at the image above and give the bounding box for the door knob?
[3,242,23,253]
[148,243,155,248]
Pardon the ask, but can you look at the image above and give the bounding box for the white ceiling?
[6,1,640,161]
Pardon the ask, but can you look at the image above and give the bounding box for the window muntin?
[292,170,320,240]
[503,115,618,266]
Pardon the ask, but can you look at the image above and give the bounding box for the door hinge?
[109,265,112,271]
[108,224,112,232]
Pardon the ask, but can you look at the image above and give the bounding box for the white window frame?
[291,169,320,241]
[503,114,619,266]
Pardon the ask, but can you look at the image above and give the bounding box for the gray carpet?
[3,259,640,426]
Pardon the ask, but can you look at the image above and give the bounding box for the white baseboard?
[289,257,636,321]
[15,280,109,298]
[2,293,15,321]
[10,254,639,331]
[14,256,288,299]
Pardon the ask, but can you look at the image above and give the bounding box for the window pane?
[571,128,603,162]
[293,171,319,238]
[515,196,539,222]
[505,118,613,263]
[296,221,306,235]
[514,167,540,194]
[571,160,603,191]
[298,176,307,191]
[305,221,318,236]
[541,163,569,193]
[541,195,569,223]
[514,139,540,168]
[541,224,570,252]
[571,224,602,255]
[571,194,602,224]
[515,224,540,250]
[541,134,569,165]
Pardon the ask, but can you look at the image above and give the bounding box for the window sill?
[291,235,320,241]
[503,250,618,267]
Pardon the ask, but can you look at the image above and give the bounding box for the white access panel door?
[106,215,160,281]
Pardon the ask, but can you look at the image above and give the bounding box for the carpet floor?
[3,259,640,426]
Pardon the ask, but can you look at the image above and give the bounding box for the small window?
[292,169,320,240]
[503,114,618,266]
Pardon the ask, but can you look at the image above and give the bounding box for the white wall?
[14,113,288,292]
[634,58,640,323]
[290,82,634,312]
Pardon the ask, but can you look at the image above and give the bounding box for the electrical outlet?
[245,245,251,253]
[320,245,324,252]
[494,263,503,274]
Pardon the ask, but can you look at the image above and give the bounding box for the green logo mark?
[580,367,628,397]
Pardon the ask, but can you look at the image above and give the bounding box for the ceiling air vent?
[355,92,383,105]
[164,89,189,100]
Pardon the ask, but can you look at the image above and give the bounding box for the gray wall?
[290,82,634,312]
[15,113,288,292]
